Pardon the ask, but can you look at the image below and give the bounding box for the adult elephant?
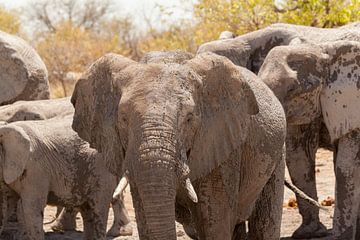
[198,22,360,74]
[0,31,49,106]
[71,52,287,239]
[197,22,360,238]
[0,97,133,238]
[258,41,360,240]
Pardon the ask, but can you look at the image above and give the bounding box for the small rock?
[321,196,335,206]
[287,197,298,208]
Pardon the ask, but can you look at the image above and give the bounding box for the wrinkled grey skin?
[259,41,360,240]
[198,22,360,73]
[198,22,360,239]
[0,116,117,240]
[0,98,132,238]
[71,51,287,240]
[0,31,49,106]
[0,97,73,123]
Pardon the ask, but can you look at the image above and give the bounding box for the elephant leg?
[286,122,327,239]
[193,168,232,240]
[17,192,47,240]
[355,208,360,240]
[248,155,285,240]
[80,202,108,240]
[332,131,360,240]
[232,222,246,240]
[107,195,133,237]
[51,207,77,232]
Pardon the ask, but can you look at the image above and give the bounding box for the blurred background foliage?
[0,0,359,97]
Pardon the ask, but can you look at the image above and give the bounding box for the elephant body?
[0,31,49,106]
[198,22,360,239]
[0,97,133,238]
[0,97,73,123]
[71,51,286,239]
[198,22,360,73]
[259,41,360,240]
[0,116,117,240]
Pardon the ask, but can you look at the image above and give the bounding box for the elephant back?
[0,31,49,106]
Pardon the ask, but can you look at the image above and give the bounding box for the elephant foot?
[107,222,133,237]
[292,221,328,239]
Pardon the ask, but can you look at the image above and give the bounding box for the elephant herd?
[0,22,359,240]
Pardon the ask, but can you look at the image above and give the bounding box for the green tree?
[193,0,279,43]
[280,0,360,28]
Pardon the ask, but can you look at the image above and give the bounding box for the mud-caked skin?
[0,31,49,106]
[259,41,360,240]
[71,51,287,240]
[198,22,360,239]
[0,116,118,240]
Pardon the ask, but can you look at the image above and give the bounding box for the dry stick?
[284,178,330,212]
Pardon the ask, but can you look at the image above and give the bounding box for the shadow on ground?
[280,229,333,240]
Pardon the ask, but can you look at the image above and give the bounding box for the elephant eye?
[121,116,128,125]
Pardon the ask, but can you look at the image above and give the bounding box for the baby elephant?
[0,116,117,240]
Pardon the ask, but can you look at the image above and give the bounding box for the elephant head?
[259,41,360,142]
[197,26,303,73]
[71,51,259,239]
[0,125,31,233]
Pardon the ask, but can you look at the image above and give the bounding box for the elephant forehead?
[123,64,196,97]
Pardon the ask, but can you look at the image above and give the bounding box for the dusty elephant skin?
[0,31,50,106]
[0,97,73,123]
[71,51,287,240]
[198,22,360,239]
[0,97,133,238]
[0,116,119,240]
[258,41,360,240]
[198,22,360,74]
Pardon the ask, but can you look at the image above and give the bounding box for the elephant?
[0,98,133,238]
[258,41,360,240]
[0,115,122,240]
[0,30,49,106]
[0,97,73,123]
[197,22,360,238]
[198,22,360,73]
[71,51,287,240]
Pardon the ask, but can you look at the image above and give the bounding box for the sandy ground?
[4,148,335,240]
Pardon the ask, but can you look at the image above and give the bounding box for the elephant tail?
[284,178,329,212]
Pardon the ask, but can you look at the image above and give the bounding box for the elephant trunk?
[130,118,178,240]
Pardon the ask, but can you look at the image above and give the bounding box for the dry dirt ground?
[6,149,336,240]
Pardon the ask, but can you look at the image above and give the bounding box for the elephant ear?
[320,41,360,142]
[259,45,328,125]
[186,52,259,180]
[71,53,135,176]
[0,125,31,184]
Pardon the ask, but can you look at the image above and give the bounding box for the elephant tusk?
[113,174,129,199]
[184,178,198,203]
